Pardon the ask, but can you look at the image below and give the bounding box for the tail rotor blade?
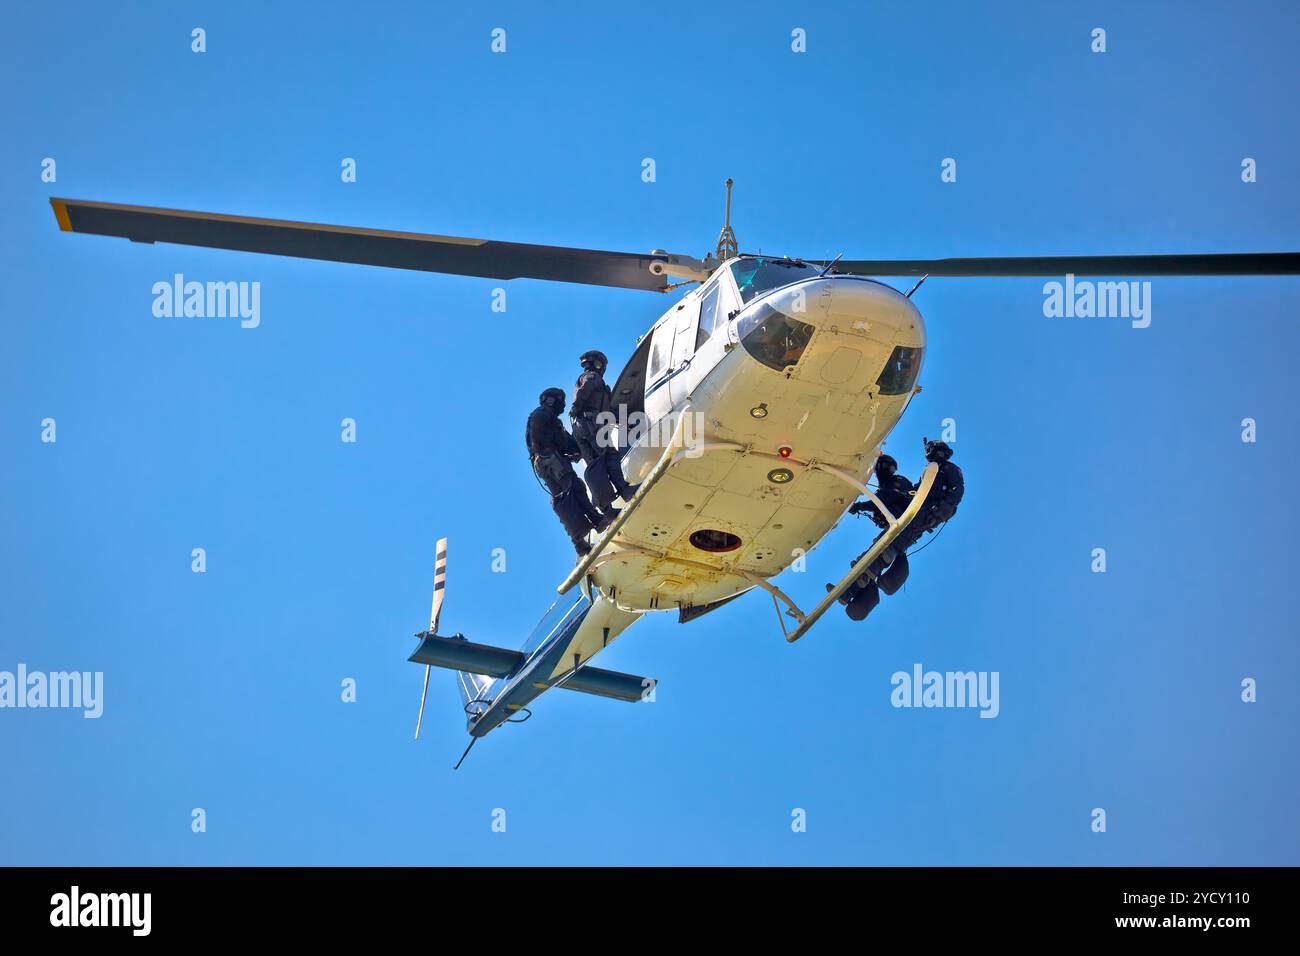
[429,537,448,634]
[416,537,448,742]
[414,664,433,740]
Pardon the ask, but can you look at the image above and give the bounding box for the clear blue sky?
[2,1,1298,865]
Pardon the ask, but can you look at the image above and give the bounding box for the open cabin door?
[611,333,651,435]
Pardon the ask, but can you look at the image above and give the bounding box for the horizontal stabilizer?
[558,667,654,703]
[408,632,652,706]
[409,633,524,679]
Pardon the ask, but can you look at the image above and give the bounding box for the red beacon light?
[777,445,793,459]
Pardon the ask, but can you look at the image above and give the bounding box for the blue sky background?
[2,1,1298,865]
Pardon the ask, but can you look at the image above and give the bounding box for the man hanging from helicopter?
[848,452,915,534]
[527,387,612,557]
[570,349,639,519]
[834,438,965,622]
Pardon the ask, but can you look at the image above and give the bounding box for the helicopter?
[49,182,1300,767]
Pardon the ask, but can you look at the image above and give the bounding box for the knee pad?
[879,554,910,596]
[846,585,880,621]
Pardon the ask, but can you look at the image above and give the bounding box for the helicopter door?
[667,297,702,407]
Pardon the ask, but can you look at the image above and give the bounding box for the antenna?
[453,735,478,770]
[714,178,738,260]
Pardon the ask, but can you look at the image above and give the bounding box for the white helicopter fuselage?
[590,259,927,617]
[419,259,932,741]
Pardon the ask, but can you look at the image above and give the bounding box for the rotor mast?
[714,178,738,261]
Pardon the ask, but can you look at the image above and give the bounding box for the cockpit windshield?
[729,257,818,304]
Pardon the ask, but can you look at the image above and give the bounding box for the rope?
[905,519,949,556]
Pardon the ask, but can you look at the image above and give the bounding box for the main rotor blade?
[827,252,1300,277]
[50,197,682,292]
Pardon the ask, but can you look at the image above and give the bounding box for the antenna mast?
[714,178,738,260]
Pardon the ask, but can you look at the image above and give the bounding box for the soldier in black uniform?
[915,438,964,532]
[836,440,965,622]
[834,453,915,621]
[570,350,639,519]
[848,453,915,528]
[527,387,611,557]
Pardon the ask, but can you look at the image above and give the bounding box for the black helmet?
[580,349,608,372]
[875,453,898,479]
[923,437,953,462]
[539,387,566,410]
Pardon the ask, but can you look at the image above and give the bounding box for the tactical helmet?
[540,387,566,409]
[923,438,953,462]
[875,453,898,479]
[580,349,608,372]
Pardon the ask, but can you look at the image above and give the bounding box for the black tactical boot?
[827,582,851,606]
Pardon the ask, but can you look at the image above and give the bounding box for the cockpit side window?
[737,302,816,371]
[695,281,722,349]
[875,345,924,395]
